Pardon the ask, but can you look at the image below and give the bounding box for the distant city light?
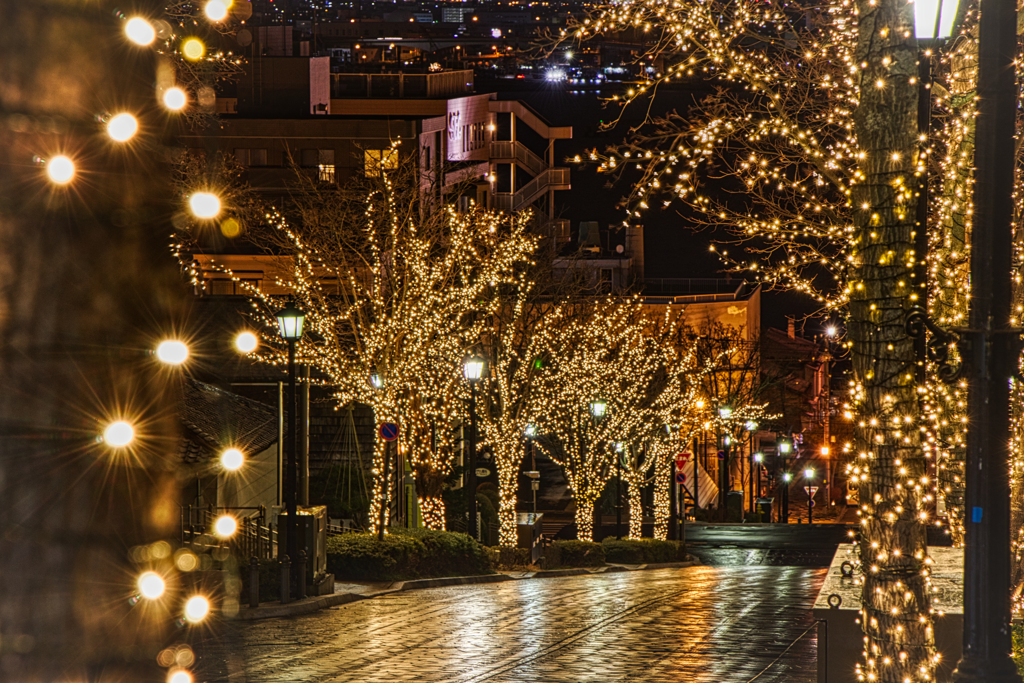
[125,17,156,45]
[545,68,566,82]
[107,113,139,142]
[156,340,189,365]
[103,421,135,447]
[46,156,75,184]
[163,87,188,111]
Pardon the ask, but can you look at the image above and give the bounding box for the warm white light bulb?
[183,595,210,623]
[107,113,138,142]
[137,571,166,600]
[125,17,156,45]
[205,0,230,21]
[46,156,75,184]
[104,421,135,447]
[168,670,193,683]
[234,331,258,353]
[189,192,221,219]
[163,87,187,111]
[220,448,244,471]
[156,340,189,365]
[214,515,237,538]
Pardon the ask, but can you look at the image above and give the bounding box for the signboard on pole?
[379,422,399,442]
[804,486,818,499]
[675,471,687,484]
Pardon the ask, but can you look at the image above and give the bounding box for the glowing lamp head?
[524,424,537,438]
[234,331,258,354]
[156,340,189,365]
[220,448,244,471]
[163,87,188,111]
[754,452,763,463]
[783,472,792,482]
[821,446,830,456]
[718,405,733,419]
[214,515,237,538]
[914,0,962,42]
[825,325,837,337]
[590,399,608,419]
[778,439,792,455]
[205,0,230,21]
[369,366,383,390]
[46,156,75,184]
[137,571,166,600]
[103,421,135,447]
[183,595,210,623]
[274,303,305,341]
[695,399,705,409]
[107,113,138,142]
[805,468,815,479]
[745,420,758,432]
[125,17,156,45]
[463,354,485,382]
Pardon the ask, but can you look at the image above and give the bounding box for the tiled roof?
[179,378,278,464]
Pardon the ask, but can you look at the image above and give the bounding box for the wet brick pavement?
[193,566,826,683]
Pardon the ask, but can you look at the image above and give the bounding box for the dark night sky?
[488,79,822,332]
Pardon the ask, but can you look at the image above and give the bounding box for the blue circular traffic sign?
[379,422,399,442]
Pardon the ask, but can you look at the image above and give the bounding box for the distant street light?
[275,302,305,601]
[804,468,815,524]
[463,353,486,540]
[590,399,608,420]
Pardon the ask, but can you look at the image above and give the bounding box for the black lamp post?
[745,420,757,518]
[804,467,815,524]
[464,353,485,541]
[369,366,390,542]
[275,302,305,601]
[778,436,792,523]
[945,0,1020,672]
[614,442,624,539]
[589,399,608,537]
[717,405,732,518]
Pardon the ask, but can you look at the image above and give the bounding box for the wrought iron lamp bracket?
[905,306,963,382]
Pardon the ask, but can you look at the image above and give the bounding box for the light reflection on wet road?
[194,566,825,682]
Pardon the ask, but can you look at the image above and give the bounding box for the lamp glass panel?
[590,400,607,418]
[914,0,941,38]
[937,0,959,39]
[464,359,484,380]
[275,307,305,340]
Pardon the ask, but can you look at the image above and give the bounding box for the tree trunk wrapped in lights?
[849,0,937,675]
[175,161,539,535]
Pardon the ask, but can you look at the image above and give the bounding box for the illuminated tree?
[567,0,943,674]
[176,157,539,532]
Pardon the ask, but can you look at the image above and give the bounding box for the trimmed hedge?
[550,540,605,567]
[326,528,492,581]
[601,538,686,564]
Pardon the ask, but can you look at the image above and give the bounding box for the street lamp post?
[778,436,792,523]
[745,421,757,518]
[589,399,608,537]
[369,367,391,543]
[275,302,305,602]
[717,405,732,519]
[804,467,815,524]
[614,442,624,539]
[464,354,485,541]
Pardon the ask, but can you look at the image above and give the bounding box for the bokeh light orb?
[163,87,188,111]
[220,448,244,471]
[184,595,210,623]
[46,156,75,185]
[234,331,258,354]
[214,515,237,538]
[205,0,230,21]
[156,340,189,365]
[125,17,156,45]
[137,571,166,600]
[103,421,135,447]
[107,113,138,142]
[189,192,221,219]
[168,669,193,683]
[181,38,205,61]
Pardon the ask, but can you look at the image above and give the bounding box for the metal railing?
[493,168,571,212]
[489,140,547,177]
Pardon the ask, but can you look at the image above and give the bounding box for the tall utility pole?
[951,0,1021,672]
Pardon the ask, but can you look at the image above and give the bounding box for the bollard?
[296,550,307,599]
[249,556,260,609]
[280,554,291,604]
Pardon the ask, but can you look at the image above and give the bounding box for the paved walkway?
[193,566,825,682]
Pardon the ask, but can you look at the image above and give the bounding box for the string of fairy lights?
[33,2,270,680]
[555,0,1012,676]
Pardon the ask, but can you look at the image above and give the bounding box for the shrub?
[326,528,491,581]
[551,540,605,567]
[601,538,686,564]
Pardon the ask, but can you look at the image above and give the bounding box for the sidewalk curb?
[230,558,700,620]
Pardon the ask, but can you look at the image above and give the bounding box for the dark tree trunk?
[851,0,936,679]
